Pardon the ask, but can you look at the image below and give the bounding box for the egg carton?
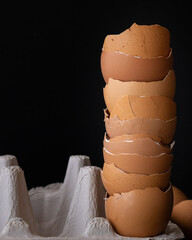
[0,155,184,240]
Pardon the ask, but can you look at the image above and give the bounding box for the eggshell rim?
[104,108,177,145]
[104,108,177,123]
[104,182,172,201]
[104,132,162,143]
[110,95,176,121]
[102,162,172,176]
[106,68,174,84]
[101,48,172,60]
[103,70,176,113]
[101,48,173,83]
[103,147,174,158]
[104,132,175,151]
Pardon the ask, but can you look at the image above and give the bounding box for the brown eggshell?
[172,186,188,206]
[105,184,173,237]
[103,23,170,58]
[105,131,161,142]
[100,49,173,83]
[104,131,162,143]
[171,200,192,239]
[103,148,173,174]
[103,133,173,156]
[104,70,176,113]
[101,163,171,195]
[104,109,177,145]
[110,95,176,121]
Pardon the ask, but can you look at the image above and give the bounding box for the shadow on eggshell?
[103,133,173,156]
[103,148,173,174]
[105,183,173,237]
[101,163,171,195]
[104,109,177,145]
[104,70,176,113]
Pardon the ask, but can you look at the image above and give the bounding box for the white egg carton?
[0,155,184,240]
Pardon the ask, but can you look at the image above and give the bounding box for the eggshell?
[105,184,173,237]
[103,148,173,174]
[104,70,176,113]
[103,23,170,58]
[171,200,192,239]
[103,133,173,156]
[172,186,188,206]
[101,163,171,195]
[104,109,177,145]
[110,95,176,121]
[100,49,173,83]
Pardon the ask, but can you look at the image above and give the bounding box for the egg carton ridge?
[0,155,184,240]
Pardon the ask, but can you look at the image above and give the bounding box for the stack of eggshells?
[100,23,177,237]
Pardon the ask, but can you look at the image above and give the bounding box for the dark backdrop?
[0,0,191,198]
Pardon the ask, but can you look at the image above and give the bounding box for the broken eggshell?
[102,23,170,58]
[103,70,176,113]
[101,163,171,195]
[105,184,173,237]
[110,95,176,121]
[104,109,177,145]
[103,133,173,156]
[103,148,173,175]
[101,49,173,83]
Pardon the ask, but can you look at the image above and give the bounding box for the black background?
[0,0,191,198]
